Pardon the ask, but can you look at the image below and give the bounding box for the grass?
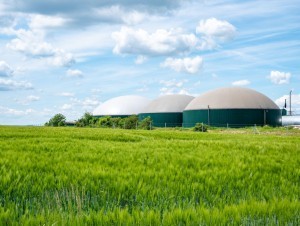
[0,126,299,225]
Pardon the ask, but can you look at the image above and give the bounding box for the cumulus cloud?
[50,50,75,67]
[268,71,291,84]
[66,69,83,77]
[232,79,250,86]
[7,29,75,67]
[0,79,33,91]
[112,27,198,56]
[0,61,13,77]
[196,18,236,49]
[7,29,56,57]
[161,56,203,74]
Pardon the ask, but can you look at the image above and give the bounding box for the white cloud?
[159,79,189,95]
[49,50,75,67]
[29,14,67,30]
[232,79,250,86]
[69,97,101,111]
[275,94,300,113]
[67,69,83,77]
[94,6,146,25]
[0,79,33,91]
[0,106,36,116]
[7,29,56,57]
[135,55,147,64]
[112,27,198,56]
[61,104,73,110]
[268,70,291,84]
[14,95,40,105]
[59,92,75,97]
[27,95,40,101]
[161,56,203,74]
[196,18,236,49]
[0,61,13,77]
[160,79,185,88]
[7,29,75,67]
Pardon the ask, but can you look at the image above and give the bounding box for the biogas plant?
[93,87,283,128]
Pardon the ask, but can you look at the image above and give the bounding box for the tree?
[45,113,66,127]
[76,112,96,127]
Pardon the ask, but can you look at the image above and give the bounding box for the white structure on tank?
[93,95,151,117]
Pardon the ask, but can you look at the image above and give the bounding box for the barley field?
[0,126,299,225]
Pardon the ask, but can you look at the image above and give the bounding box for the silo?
[183,87,281,127]
[139,94,194,127]
[93,95,151,117]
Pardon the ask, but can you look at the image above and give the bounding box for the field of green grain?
[0,126,299,225]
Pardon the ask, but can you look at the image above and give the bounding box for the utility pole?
[289,90,292,116]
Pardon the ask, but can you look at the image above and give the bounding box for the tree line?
[45,113,152,130]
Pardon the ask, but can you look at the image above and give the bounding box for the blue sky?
[0,0,299,125]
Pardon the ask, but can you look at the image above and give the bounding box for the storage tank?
[93,95,151,117]
[183,87,281,127]
[139,94,194,127]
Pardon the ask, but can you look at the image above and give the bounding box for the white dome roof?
[185,87,279,110]
[93,95,151,116]
[141,94,194,113]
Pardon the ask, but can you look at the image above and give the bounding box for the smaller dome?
[185,87,279,110]
[141,94,194,113]
[93,95,151,116]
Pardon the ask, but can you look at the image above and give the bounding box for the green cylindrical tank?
[183,87,282,127]
[139,94,194,127]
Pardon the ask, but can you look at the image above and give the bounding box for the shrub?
[120,115,139,129]
[193,123,208,132]
[139,116,152,130]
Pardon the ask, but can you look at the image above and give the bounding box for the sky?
[0,0,299,125]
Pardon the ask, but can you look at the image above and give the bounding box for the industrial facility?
[93,87,283,127]
[183,87,282,127]
[139,94,194,127]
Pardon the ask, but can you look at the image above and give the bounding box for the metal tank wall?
[139,112,183,127]
[183,109,282,127]
[139,94,194,127]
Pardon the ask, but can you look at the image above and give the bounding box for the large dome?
[93,95,151,116]
[185,87,279,110]
[141,94,194,113]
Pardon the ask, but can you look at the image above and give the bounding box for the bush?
[193,123,208,132]
[97,116,113,128]
[120,115,139,129]
[139,116,152,130]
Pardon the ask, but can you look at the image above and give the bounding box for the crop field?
[0,126,299,225]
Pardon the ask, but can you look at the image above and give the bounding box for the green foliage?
[193,122,208,132]
[97,116,113,128]
[76,112,96,127]
[139,116,152,130]
[45,113,66,127]
[120,115,139,129]
[1,126,299,224]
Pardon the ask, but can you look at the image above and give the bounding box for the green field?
[0,126,299,225]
